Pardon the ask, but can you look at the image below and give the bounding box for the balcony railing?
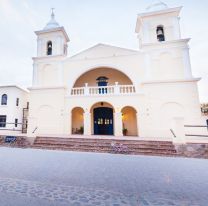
[71,83,136,96]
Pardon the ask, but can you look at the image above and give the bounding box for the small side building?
[0,85,29,135]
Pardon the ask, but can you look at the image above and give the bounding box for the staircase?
[32,136,177,156]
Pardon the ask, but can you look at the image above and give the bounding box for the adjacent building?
[0,86,29,134]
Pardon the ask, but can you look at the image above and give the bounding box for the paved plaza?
[0,147,208,205]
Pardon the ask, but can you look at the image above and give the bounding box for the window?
[15,119,18,127]
[96,76,109,94]
[156,26,165,42]
[1,94,7,105]
[64,44,67,55]
[16,98,19,106]
[0,115,6,127]
[27,102,29,109]
[47,41,52,55]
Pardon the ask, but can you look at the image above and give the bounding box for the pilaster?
[114,112,123,136]
[84,112,91,135]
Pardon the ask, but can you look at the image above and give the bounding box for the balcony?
[71,83,136,96]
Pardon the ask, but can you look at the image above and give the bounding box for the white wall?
[0,86,28,134]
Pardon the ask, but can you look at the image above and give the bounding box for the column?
[114,112,123,136]
[63,111,71,135]
[37,38,42,57]
[58,62,64,86]
[136,112,140,136]
[142,22,150,44]
[32,63,38,86]
[114,82,119,94]
[183,47,192,78]
[84,83,89,95]
[136,109,149,137]
[144,53,151,80]
[172,16,181,40]
[84,111,91,135]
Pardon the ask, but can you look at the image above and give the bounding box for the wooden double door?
[93,107,114,135]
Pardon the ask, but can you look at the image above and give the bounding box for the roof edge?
[69,43,138,59]
[35,26,70,42]
[0,85,29,93]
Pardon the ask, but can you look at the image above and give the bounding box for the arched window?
[1,94,7,105]
[96,76,109,94]
[96,76,109,87]
[156,26,165,42]
[47,41,52,55]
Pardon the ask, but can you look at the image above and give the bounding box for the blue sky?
[0,0,207,102]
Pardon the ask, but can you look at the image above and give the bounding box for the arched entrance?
[94,107,114,135]
[91,102,114,135]
[71,107,84,134]
[121,106,138,136]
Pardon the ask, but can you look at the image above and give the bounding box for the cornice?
[141,38,191,52]
[28,86,66,91]
[35,26,69,42]
[141,78,201,85]
[32,54,66,63]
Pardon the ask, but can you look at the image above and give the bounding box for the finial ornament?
[43,7,60,30]
[51,8,55,19]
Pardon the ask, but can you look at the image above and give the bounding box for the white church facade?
[26,2,206,141]
[1,2,206,142]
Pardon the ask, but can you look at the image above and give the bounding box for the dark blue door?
[94,107,114,135]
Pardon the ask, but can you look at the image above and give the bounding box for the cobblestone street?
[0,147,208,205]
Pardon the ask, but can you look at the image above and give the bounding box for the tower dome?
[44,9,60,30]
[146,1,168,12]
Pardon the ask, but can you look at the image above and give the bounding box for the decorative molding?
[32,55,66,62]
[0,85,29,93]
[28,86,66,91]
[141,78,201,85]
[35,26,69,42]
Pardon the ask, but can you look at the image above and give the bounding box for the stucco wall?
[27,87,65,136]
[0,87,28,134]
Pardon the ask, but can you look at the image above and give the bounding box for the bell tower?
[135,1,193,80]
[135,1,182,47]
[35,9,69,58]
[32,9,70,87]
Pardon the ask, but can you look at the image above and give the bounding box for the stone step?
[35,136,172,142]
[31,146,176,154]
[33,142,175,150]
[33,136,176,156]
[35,137,173,146]
[32,146,177,156]
[32,143,176,152]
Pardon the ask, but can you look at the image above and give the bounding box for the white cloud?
[0,0,23,23]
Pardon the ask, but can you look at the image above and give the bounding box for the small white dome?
[146,1,168,12]
[43,9,60,30]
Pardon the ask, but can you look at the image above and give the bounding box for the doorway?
[93,107,114,135]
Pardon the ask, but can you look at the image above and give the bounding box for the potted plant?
[79,126,84,134]
[123,128,128,136]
